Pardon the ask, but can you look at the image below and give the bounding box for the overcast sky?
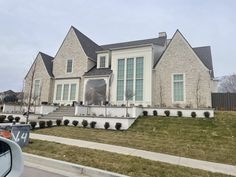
[0,0,235,92]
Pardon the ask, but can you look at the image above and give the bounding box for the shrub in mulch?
[47,120,53,127]
[15,117,20,122]
[0,115,6,123]
[56,119,62,126]
[143,111,148,116]
[115,122,122,130]
[153,110,158,116]
[204,111,210,118]
[82,120,88,128]
[64,119,69,126]
[177,111,182,117]
[164,110,170,117]
[30,121,37,129]
[72,120,78,126]
[104,122,110,129]
[7,115,14,122]
[90,121,96,128]
[39,121,46,128]
[191,112,197,118]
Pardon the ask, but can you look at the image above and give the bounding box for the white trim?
[171,73,186,104]
[65,59,74,74]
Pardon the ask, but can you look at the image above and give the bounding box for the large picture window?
[135,57,144,101]
[126,58,134,100]
[116,57,144,101]
[173,74,184,102]
[117,59,125,100]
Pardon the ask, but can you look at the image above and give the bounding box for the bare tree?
[159,75,163,107]
[219,74,236,93]
[195,73,201,107]
[125,88,135,117]
[26,60,37,123]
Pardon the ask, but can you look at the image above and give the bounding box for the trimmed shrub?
[0,115,6,123]
[56,119,62,126]
[64,119,69,126]
[47,120,53,127]
[90,121,96,128]
[177,111,182,117]
[41,102,48,105]
[164,110,170,117]
[82,120,88,128]
[39,121,46,128]
[20,122,26,124]
[191,112,197,118]
[72,120,78,126]
[30,121,37,129]
[143,111,148,116]
[7,115,14,122]
[115,122,122,130]
[204,111,210,118]
[104,122,110,129]
[153,110,158,116]
[15,117,20,122]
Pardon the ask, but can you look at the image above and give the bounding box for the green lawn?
[34,111,236,165]
[23,139,233,177]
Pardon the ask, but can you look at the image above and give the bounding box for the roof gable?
[39,52,54,77]
[154,30,214,77]
[72,26,102,61]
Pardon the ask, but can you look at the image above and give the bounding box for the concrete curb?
[23,153,129,177]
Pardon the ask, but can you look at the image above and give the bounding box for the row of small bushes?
[30,120,53,129]
[143,110,210,118]
[30,119,122,130]
[0,115,21,123]
[62,119,122,130]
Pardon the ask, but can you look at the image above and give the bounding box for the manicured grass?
[23,139,233,177]
[34,111,236,165]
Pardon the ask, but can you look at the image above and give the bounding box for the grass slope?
[23,139,233,177]
[34,111,236,165]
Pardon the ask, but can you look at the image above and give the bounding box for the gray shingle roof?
[193,46,214,77]
[84,67,112,77]
[100,36,167,50]
[40,52,54,77]
[72,26,102,61]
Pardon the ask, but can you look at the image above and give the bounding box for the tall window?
[126,58,134,100]
[34,80,40,97]
[63,84,69,100]
[100,56,106,68]
[70,84,76,100]
[66,59,73,73]
[117,59,125,100]
[135,57,144,101]
[56,84,62,100]
[173,74,184,102]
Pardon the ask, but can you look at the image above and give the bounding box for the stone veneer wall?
[152,31,213,108]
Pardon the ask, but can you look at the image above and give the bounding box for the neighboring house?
[24,26,216,108]
[0,90,17,102]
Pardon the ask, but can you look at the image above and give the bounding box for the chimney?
[159,32,167,38]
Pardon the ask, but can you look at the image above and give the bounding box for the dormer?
[97,51,110,68]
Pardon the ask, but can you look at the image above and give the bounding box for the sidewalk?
[30,133,236,176]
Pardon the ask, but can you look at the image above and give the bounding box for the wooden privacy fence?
[212,93,236,111]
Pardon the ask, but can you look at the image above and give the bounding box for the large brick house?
[24,26,216,108]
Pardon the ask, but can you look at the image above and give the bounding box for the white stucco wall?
[75,105,143,118]
[110,46,153,106]
[63,116,136,130]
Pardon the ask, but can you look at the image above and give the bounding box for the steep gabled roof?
[72,26,102,61]
[39,52,54,77]
[83,66,112,77]
[100,36,167,50]
[193,46,214,77]
[153,30,214,78]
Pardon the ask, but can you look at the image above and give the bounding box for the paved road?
[21,166,66,177]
